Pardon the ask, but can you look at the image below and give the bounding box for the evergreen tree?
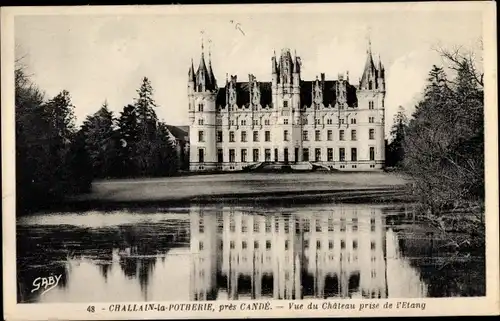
[82,101,119,178]
[117,104,140,177]
[387,106,408,167]
[134,77,159,176]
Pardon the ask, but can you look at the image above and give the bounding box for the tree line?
[15,66,180,213]
[386,46,484,248]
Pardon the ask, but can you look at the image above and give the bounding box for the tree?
[403,47,484,245]
[117,104,140,177]
[134,77,159,176]
[387,106,408,167]
[81,101,119,178]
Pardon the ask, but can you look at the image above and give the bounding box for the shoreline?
[29,185,414,213]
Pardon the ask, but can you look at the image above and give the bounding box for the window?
[369,101,374,109]
[328,218,334,231]
[339,148,345,161]
[253,119,259,126]
[316,240,321,249]
[241,119,246,126]
[327,148,333,161]
[302,118,308,125]
[369,117,375,123]
[230,241,235,249]
[351,129,357,141]
[230,119,235,126]
[370,147,375,161]
[353,240,358,249]
[283,101,288,108]
[266,240,272,250]
[339,130,345,141]
[284,130,289,141]
[242,241,247,249]
[329,240,334,249]
[217,149,223,163]
[199,241,204,251]
[265,217,271,232]
[327,130,333,141]
[274,149,278,162]
[198,131,204,142]
[198,118,204,125]
[371,241,376,250]
[254,241,259,249]
[198,149,204,163]
[198,103,204,112]
[327,119,332,125]
[369,129,375,140]
[351,148,357,161]
[229,131,235,142]
[217,131,223,142]
[242,219,248,233]
[303,130,309,141]
[229,149,235,163]
[265,149,271,161]
[264,119,270,125]
[284,119,289,125]
[315,119,321,125]
[253,220,260,233]
[340,118,345,124]
[241,149,247,162]
[316,220,322,232]
[303,148,309,161]
[350,118,356,124]
[241,131,247,142]
[253,131,259,142]
[315,130,321,141]
[265,131,271,142]
[253,149,259,162]
[285,240,289,250]
[315,148,321,161]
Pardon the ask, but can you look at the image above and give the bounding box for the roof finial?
[208,38,212,61]
[366,26,372,54]
[200,30,205,57]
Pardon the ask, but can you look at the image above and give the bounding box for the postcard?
[2,2,498,320]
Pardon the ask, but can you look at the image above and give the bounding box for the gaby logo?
[31,274,62,295]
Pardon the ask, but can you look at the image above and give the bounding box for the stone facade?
[188,44,386,172]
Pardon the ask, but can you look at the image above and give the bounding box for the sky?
[14,4,484,137]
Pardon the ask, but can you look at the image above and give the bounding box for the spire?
[207,39,217,88]
[360,37,377,90]
[188,58,195,83]
[272,51,278,74]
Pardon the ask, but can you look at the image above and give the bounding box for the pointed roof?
[188,59,196,82]
[359,41,378,89]
[271,51,278,74]
[208,58,217,89]
[294,55,301,73]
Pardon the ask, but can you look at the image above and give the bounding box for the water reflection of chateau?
[189,205,419,301]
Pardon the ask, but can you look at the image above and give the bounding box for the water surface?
[16,203,485,303]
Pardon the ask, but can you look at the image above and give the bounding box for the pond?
[16,202,485,303]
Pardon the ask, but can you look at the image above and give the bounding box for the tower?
[189,37,218,171]
[357,39,386,169]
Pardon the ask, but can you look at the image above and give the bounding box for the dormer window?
[283,101,288,108]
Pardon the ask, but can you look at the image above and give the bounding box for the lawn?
[80,172,410,203]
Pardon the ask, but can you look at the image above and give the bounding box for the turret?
[377,55,386,92]
[359,40,378,91]
[293,52,301,87]
[271,50,279,88]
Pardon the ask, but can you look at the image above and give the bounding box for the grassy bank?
[38,171,412,212]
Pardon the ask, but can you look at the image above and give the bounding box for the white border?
[2,2,499,320]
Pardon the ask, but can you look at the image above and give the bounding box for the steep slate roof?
[215,81,273,108]
[214,80,357,108]
[300,80,358,108]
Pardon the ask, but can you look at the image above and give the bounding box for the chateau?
[188,42,386,172]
